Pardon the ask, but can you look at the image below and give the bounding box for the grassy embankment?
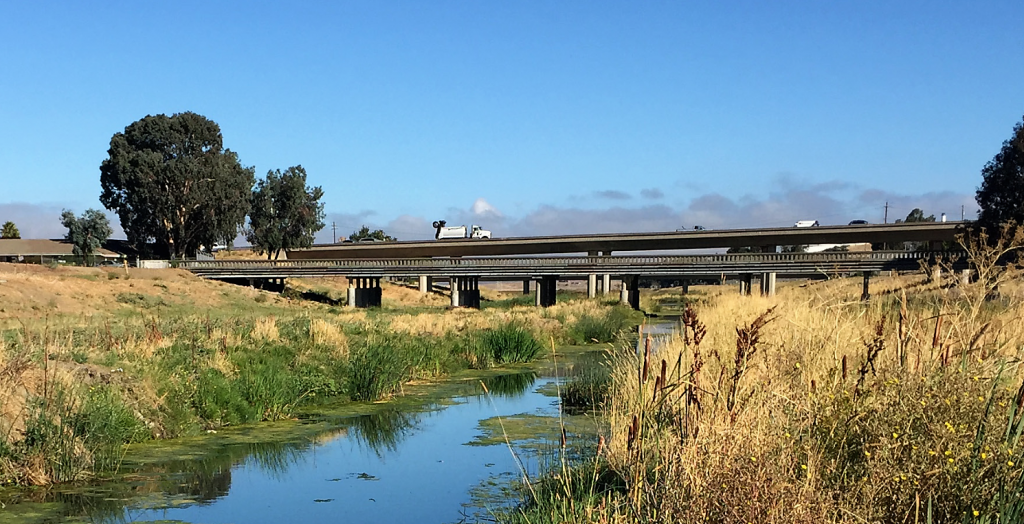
[511,227,1024,524]
[0,263,639,486]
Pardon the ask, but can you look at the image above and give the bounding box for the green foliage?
[99,112,255,259]
[0,220,19,239]
[115,292,165,308]
[247,165,325,259]
[564,307,633,345]
[896,207,937,223]
[60,209,112,259]
[484,322,542,363]
[561,358,611,410]
[977,115,1024,230]
[347,225,396,242]
[348,335,412,401]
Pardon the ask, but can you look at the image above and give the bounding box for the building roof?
[0,239,120,257]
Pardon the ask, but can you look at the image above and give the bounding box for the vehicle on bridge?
[795,220,820,227]
[433,220,491,240]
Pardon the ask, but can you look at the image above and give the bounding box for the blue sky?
[2,1,1022,241]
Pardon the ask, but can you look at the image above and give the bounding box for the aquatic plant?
[484,322,542,364]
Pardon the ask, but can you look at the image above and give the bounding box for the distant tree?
[247,166,326,260]
[348,225,396,242]
[726,246,761,254]
[781,245,807,253]
[60,209,112,263]
[0,221,19,239]
[896,208,936,223]
[99,112,254,259]
[976,115,1024,230]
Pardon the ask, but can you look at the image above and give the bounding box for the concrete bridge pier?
[458,276,481,308]
[418,275,429,294]
[960,268,972,286]
[348,277,382,308]
[861,272,871,301]
[536,276,558,307]
[619,276,640,310]
[760,272,777,297]
[601,251,612,296]
[587,274,598,298]
[739,274,753,296]
[523,279,531,295]
[680,279,689,295]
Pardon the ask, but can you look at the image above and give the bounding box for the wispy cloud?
[640,188,664,199]
[593,190,632,201]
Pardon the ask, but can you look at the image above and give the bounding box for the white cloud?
[471,198,503,218]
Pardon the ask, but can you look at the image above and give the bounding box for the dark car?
[848,220,869,225]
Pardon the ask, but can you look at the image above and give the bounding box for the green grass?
[484,322,542,364]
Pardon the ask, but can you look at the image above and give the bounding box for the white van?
[794,220,819,228]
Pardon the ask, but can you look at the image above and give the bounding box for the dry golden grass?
[250,316,280,342]
[588,270,1024,523]
[309,318,348,358]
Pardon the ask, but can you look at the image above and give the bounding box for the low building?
[0,239,124,265]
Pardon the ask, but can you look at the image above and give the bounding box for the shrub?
[484,322,542,364]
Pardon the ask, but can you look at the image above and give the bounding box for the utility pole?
[332,222,337,243]
[883,202,889,224]
[961,205,965,221]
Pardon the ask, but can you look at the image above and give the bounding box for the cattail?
[810,379,817,393]
[841,355,848,382]
[642,336,652,383]
[660,359,667,390]
[596,435,605,455]
[932,314,943,350]
[653,376,662,402]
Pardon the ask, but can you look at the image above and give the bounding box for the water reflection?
[0,371,564,524]
[480,371,537,398]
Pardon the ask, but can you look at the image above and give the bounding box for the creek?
[0,365,606,524]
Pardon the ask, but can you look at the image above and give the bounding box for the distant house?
[0,239,125,265]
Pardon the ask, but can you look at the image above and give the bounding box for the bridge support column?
[351,277,382,308]
[861,272,871,301]
[739,274,753,296]
[523,279,531,295]
[418,275,429,294]
[619,276,640,310]
[960,269,972,286]
[681,279,689,295]
[760,272,776,297]
[450,277,460,307]
[458,276,481,308]
[535,276,557,307]
[588,274,598,298]
[346,280,356,308]
[535,279,542,306]
[601,251,612,296]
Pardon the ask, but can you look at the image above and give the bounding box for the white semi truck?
[433,220,491,239]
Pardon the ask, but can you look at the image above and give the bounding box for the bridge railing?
[181,251,963,271]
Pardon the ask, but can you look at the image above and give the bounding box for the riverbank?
[0,262,642,486]
[503,267,1024,522]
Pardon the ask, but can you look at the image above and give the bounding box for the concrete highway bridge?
[285,222,963,259]
[182,249,967,310]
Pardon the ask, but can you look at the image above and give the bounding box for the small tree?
[895,208,936,223]
[247,166,326,259]
[0,221,19,239]
[348,225,396,242]
[60,209,113,264]
[976,115,1024,230]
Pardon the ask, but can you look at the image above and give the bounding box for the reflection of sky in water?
[127,377,558,524]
